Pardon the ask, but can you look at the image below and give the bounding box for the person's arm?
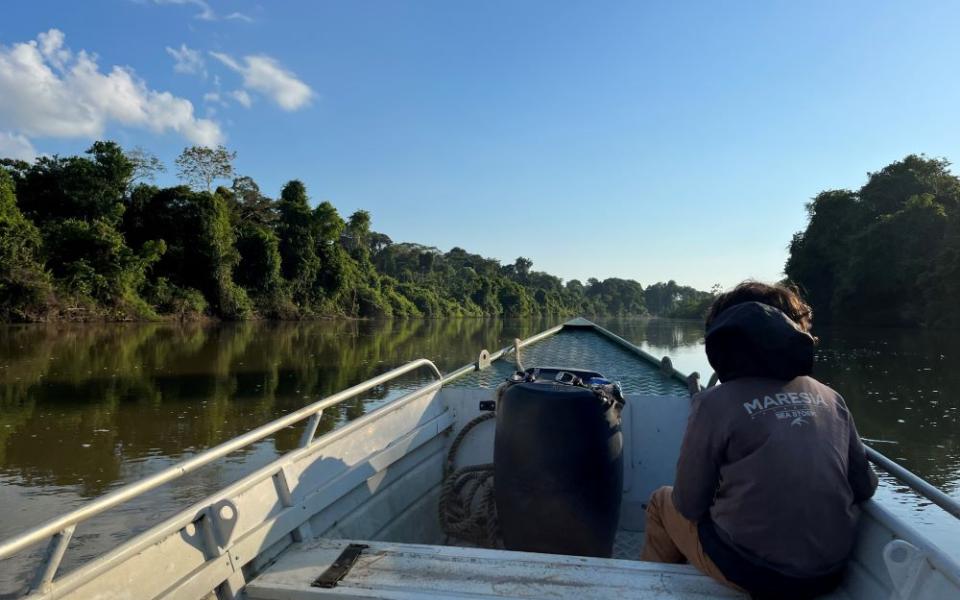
[846,412,878,503]
[671,394,722,521]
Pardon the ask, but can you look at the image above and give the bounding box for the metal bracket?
[884,539,929,600]
[312,543,369,588]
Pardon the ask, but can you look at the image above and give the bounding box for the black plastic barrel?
[494,373,624,558]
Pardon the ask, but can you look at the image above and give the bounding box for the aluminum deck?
[246,538,743,600]
[245,538,856,600]
[447,327,690,396]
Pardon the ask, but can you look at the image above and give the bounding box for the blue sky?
[2,1,960,290]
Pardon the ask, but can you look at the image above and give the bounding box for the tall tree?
[786,154,960,326]
[125,147,166,186]
[175,145,236,192]
[344,210,372,263]
[276,180,320,306]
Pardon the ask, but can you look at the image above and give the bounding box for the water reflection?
[0,318,571,499]
[3,318,955,504]
[813,326,960,495]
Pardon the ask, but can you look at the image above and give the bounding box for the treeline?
[786,154,960,327]
[0,142,709,322]
[643,281,718,320]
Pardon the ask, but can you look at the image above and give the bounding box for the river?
[0,318,957,596]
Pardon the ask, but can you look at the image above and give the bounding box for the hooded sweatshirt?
[672,302,877,593]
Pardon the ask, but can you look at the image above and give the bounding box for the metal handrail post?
[298,410,323,447]
[29,525,75,594]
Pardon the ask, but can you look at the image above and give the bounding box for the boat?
[0,318,958,599]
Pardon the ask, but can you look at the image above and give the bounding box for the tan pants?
[640,486,744,592]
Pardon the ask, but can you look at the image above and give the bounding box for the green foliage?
[235,222,292,316]
[643,280,716,319]
[787,154,960,326]
[41,218,163,317]
[124,185,249,319]
[230,176,276,226]
[584,278,646,315]
[11,142,131,226]
[0,170,50,320]
[276,180,320,307]
[0,140,666,322]
[143,278,208,318]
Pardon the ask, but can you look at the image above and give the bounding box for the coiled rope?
[437,410,502,548]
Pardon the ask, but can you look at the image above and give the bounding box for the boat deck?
[246,537,856,600]
[447,327,690,396]
[246,537,742,599]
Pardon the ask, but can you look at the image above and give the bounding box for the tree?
[513,257,533,282]
[13,142,132,226]
[235,221,287,314]
[834,194,946,325]
[125,147,166,186]
[175,145,236,192]
[313,201,349,297]
[123,185,249,319]
[370,232,392,255]
[786,154,960,326]
[230,175,276,225]
[344,210,372,262]
[276,180,320,306]
[0,170,50,319]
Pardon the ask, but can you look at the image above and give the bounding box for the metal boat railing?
[0,358,444,592]
[864,446,960,520]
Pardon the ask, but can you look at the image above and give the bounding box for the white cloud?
[0,29,223,146]
[211,52,313,111]
[203,91,221,103]
[226,12,254,23]
[229,89,252,108]
[166,43,205,77]
[0,131,37,161]
[38,29,70,70]
[151,0,252,23]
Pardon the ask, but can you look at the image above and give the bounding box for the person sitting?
[640,281,878,599]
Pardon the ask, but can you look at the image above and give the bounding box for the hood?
[705,301,814,383]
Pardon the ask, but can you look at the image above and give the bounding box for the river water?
[0,318,957,596]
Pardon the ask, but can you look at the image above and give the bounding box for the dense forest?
[0,142,711,322]
[786,154,960,328]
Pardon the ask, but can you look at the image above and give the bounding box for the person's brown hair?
[705,281,814,333]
